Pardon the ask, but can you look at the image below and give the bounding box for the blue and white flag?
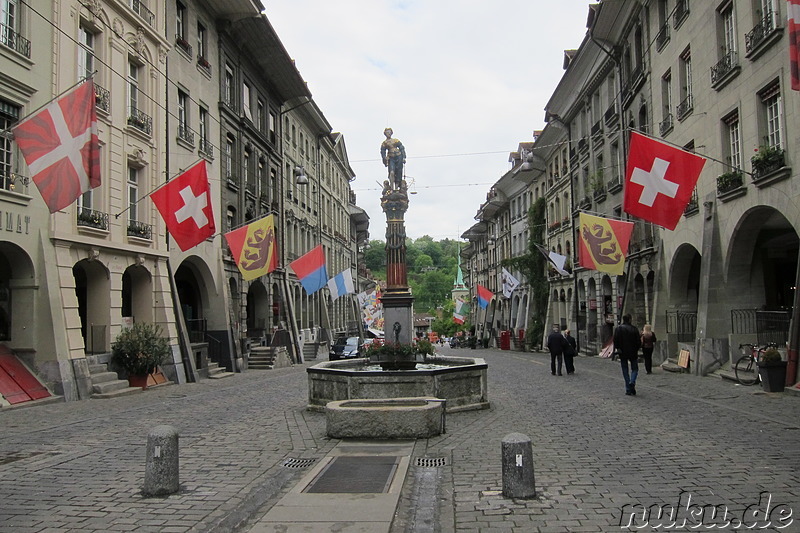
[327,269,355,301]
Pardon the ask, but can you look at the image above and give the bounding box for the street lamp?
[294,165,309,185]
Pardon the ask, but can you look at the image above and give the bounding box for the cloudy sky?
[265,1,591,241]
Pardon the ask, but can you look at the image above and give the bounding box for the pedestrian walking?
[563,328,577,374]
[546,325,567,376]
[640,324,656,374]
[613,314,641,395]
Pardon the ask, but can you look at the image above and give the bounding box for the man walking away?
[563,329,577,374]
[546,325,567,376]
[613,314,641,395]
[641,324,656,374]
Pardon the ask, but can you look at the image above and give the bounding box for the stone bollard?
[501,432,535,499]
[143,425,179,496]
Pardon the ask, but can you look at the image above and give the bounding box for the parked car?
[329,336,364,360]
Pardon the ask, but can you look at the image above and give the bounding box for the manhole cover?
[303,456,398,493]
[282,458,316,468]
[415,457,447,468]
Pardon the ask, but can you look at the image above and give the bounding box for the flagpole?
[629,127,748,175]
[114,157,206,219]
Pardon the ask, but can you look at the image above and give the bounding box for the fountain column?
[380,181,414,345]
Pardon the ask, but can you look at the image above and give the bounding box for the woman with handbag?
[640,324,656,374]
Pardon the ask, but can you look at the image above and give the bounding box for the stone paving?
[1,347,799,532]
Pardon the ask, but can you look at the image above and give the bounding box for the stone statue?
[393,321,402,344]
[380,128,406,189]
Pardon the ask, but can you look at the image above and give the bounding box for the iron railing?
[77,208,110,230]
[711,51,738,86]
[0,22,31,58]
[127,220,152,239]
[130,0,155,26]
[128,107,153,135]
[666,310,696,342]
[177,124,195,145]
[745,10,777,55]
[94,84,110,114]
[731,308,790,346]
[676,94,693,120]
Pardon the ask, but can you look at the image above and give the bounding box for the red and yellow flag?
[577,213,634,276]
[224,214,278,281]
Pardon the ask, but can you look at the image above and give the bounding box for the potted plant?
[757,348,787,393]
[111,322,171,389]
[751,145,785,179]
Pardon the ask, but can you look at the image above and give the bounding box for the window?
[243,149,251,190]
[225,135,234,178]
[257,100,265,132]
[662,70,672,118]
[78,25,95,79]
[128,61,139,113]
[176,1,185,39]
[1,0,28,58]
[199,105,208,149]
[177,89,193,144]
[0,99,19,190]
[224,64,234,107]
[242,82,252,120]
[268,111,277,144]
[128,167,139,222]
[721,3,736,54]
[760,82,783,149]
[677,48,693,119]
[724,111,742,170]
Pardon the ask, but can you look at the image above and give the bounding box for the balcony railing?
[684,191,699,215]
[0,171,30,194]
[673,0,689,28]
[130,0,155,26]
[676,94,693,120]
[606,176,623,194]
[710,51,739,86]
[716,171,744,194]
[656,22,670,51]
[745,10,777,55]
[177,124,195,146]
[127,220,153,240]
[175,36,192,56]
[751,148,786,180]
[197,55,212,76]
[659,113,674,136]
[127,107,152,135]
[604,103,618,126]
[199,138,214,159]
[0,22,31,58]
[94,84,110,114]
[77,208,110,230]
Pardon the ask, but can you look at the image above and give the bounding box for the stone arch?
[73,258,111,353]
[121,263,152,324]
[0,241,35,345]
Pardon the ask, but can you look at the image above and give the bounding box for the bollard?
[501,432,535,499]
[143,425,179,496]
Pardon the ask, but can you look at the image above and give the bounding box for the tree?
[502,197,548,347]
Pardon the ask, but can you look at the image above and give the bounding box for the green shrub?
[111,322,171,376]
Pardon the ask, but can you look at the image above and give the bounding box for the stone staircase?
[207,361,234,379]
[87,353,143,399]
[249,346,291,370]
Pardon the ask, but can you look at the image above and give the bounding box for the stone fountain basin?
[307,355,489,413]
[325,397,444,439]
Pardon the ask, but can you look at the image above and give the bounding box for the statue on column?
[380,127,406,189]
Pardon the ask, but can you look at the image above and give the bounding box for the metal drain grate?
[282,457,316,469]
[415,457,447,468]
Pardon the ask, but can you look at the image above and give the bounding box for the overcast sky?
[265,1,591,241]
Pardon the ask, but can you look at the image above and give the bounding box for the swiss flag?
[150,160,216,251]
[623,131,706,230]
[12,80,101,213]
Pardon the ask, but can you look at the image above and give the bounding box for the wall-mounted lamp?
[294,166,309,185]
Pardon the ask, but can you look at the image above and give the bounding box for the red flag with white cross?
[789,0,800,90]
[150,160,216,251]
[12,80,101,213]
[623,131,706,230]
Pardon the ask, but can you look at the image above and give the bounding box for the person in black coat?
[613,314,641,395]
[546,325,567,376]
[563,329,577,374]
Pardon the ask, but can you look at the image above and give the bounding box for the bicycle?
[734,343,777,385]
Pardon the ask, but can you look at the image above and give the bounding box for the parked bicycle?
[734,343,777,385]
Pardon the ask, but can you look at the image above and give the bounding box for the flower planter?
[757,360,787,392]
[128,369,168,390]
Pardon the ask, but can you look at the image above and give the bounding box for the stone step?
[207,362,234,379]
[93,378,137,395]
[88,363,109,374]
[92,385,144,399]
[90,371,121,384]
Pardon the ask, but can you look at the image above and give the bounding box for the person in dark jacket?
[546,325,567,376]
[613,314,641,395]
[640,324,656,374]
[563,329,577,374]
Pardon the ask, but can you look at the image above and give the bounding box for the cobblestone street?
[1,347,799,532]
